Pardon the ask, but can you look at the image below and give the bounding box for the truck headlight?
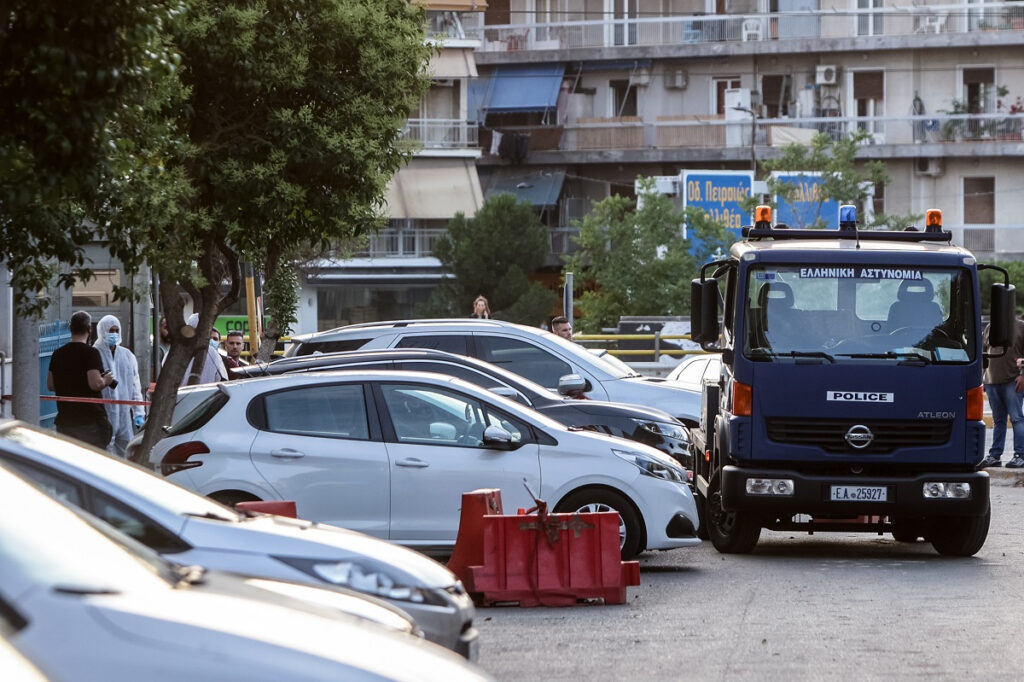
[922,482,972,499]
[613,448,686,482]
[273,557,446,606]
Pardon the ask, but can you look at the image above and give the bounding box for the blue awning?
[474,64,567,116]
[485,168,566,207]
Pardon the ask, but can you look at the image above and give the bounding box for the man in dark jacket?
[980,315,1024,468]
[47,311,115,449]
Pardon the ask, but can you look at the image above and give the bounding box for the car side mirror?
[557,373,591,397]
[482,425,515,449]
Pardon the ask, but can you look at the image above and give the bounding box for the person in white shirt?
[179,313,229,386]
[93,315,145,457]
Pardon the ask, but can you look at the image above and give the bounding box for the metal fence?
[38,320,71,429]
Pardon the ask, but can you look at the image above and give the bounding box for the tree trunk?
[131,282,194,463]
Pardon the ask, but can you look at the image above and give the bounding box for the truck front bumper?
[720,466,990,517]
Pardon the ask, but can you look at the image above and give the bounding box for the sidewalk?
[982,415,1024,485]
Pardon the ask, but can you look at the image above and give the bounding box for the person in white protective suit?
[179,313,229,385]
[93,315,146,458]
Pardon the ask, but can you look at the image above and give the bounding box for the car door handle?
[396,458,429,468]
[270,448,306,459]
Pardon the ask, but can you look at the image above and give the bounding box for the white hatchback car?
[0,420,478,658]
[665,353,722,393]
[0,465,491,682]
[149,370,700,558]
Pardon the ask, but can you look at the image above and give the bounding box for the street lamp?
[732,105,757,178]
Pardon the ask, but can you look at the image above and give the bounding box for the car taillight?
[161,441,209,477]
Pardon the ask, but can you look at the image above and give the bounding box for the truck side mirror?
[690,279,704,342]
[690,280,720,347]
[988,283,1017,347]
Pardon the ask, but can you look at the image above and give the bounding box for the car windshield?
[0,466,176,591]
[743,265,975,364]
[3,425,240,522]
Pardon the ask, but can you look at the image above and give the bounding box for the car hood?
[563,427,685,470]
[612,376,702,421]
[182,513,459,589]
[561,398,679,423]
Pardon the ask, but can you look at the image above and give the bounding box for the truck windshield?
[742,265,975,364]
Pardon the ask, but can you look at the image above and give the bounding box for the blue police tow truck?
[689,206,1016,556]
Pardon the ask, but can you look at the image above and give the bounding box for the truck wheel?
[556,489,643,560]
[927,504,991,557]
[706,480,761,554]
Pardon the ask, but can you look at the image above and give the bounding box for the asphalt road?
[474,479,1024,681]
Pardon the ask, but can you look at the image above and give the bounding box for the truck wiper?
[840,351,931,365]
[746,348,835,363]
[782,350,835,363]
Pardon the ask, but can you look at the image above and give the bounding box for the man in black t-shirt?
[47,311,114,449]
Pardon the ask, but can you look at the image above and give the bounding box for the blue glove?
[134,414,146,428]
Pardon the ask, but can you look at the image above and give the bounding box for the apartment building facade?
[468,0,1024,252]
[300,0,1024,332]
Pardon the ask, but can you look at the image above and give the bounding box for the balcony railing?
[426,10,484,41]
[477,1,1024,52]
[361,228,446,258]
[402,119,479,150]
[553,113,1024,153]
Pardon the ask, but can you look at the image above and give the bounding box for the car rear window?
[294,338,372,356]
[165,390,229,436]
[395,334,469,355]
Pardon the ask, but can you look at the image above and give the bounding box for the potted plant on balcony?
[939,99,967,141]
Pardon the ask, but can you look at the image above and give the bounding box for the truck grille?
[765,418,952,454]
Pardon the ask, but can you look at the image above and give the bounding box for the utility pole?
[732,105,758,179]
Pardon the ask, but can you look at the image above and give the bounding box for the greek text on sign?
[827,391,894,403]
[799,267,923,280]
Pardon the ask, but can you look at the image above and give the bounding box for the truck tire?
[695,491,709,540]
[890,517,925,543]
[706,478,761,554]
[556,489,643,560]
[928,504,991,557]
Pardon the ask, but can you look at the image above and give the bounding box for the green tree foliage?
[0,0,185,314]
[564,181,726,333]
[741,130,921,229]
[979,261,1024,315]
[126,0,433,457]
[426,193,557,324]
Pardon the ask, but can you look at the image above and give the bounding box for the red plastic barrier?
[447,489,504,592]
[235,500,298,518]
[470,510,641,607]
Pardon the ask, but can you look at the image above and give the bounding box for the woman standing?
[470,295,491,319]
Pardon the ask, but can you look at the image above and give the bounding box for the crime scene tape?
[40,396,151,407]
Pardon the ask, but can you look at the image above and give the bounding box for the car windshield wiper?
[171,564,207,587]
[840,351,931,365]
[184,511,237,522]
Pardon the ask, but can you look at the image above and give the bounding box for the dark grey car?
[236,348,692,468]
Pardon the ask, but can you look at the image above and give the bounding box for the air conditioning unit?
[665,69,689,90]
[914,158,945,177]
[629,68,651,87]
[815,65,839,85]
[636,176,680,196]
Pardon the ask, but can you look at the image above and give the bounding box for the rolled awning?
[485,168,566,207]
[385,158,483,220]
[429,48,477,79]
[475,63,567,116]
[413,0,487,11]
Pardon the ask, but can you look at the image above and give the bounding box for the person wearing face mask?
[180,313,229,386]
[93,314,146,458]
